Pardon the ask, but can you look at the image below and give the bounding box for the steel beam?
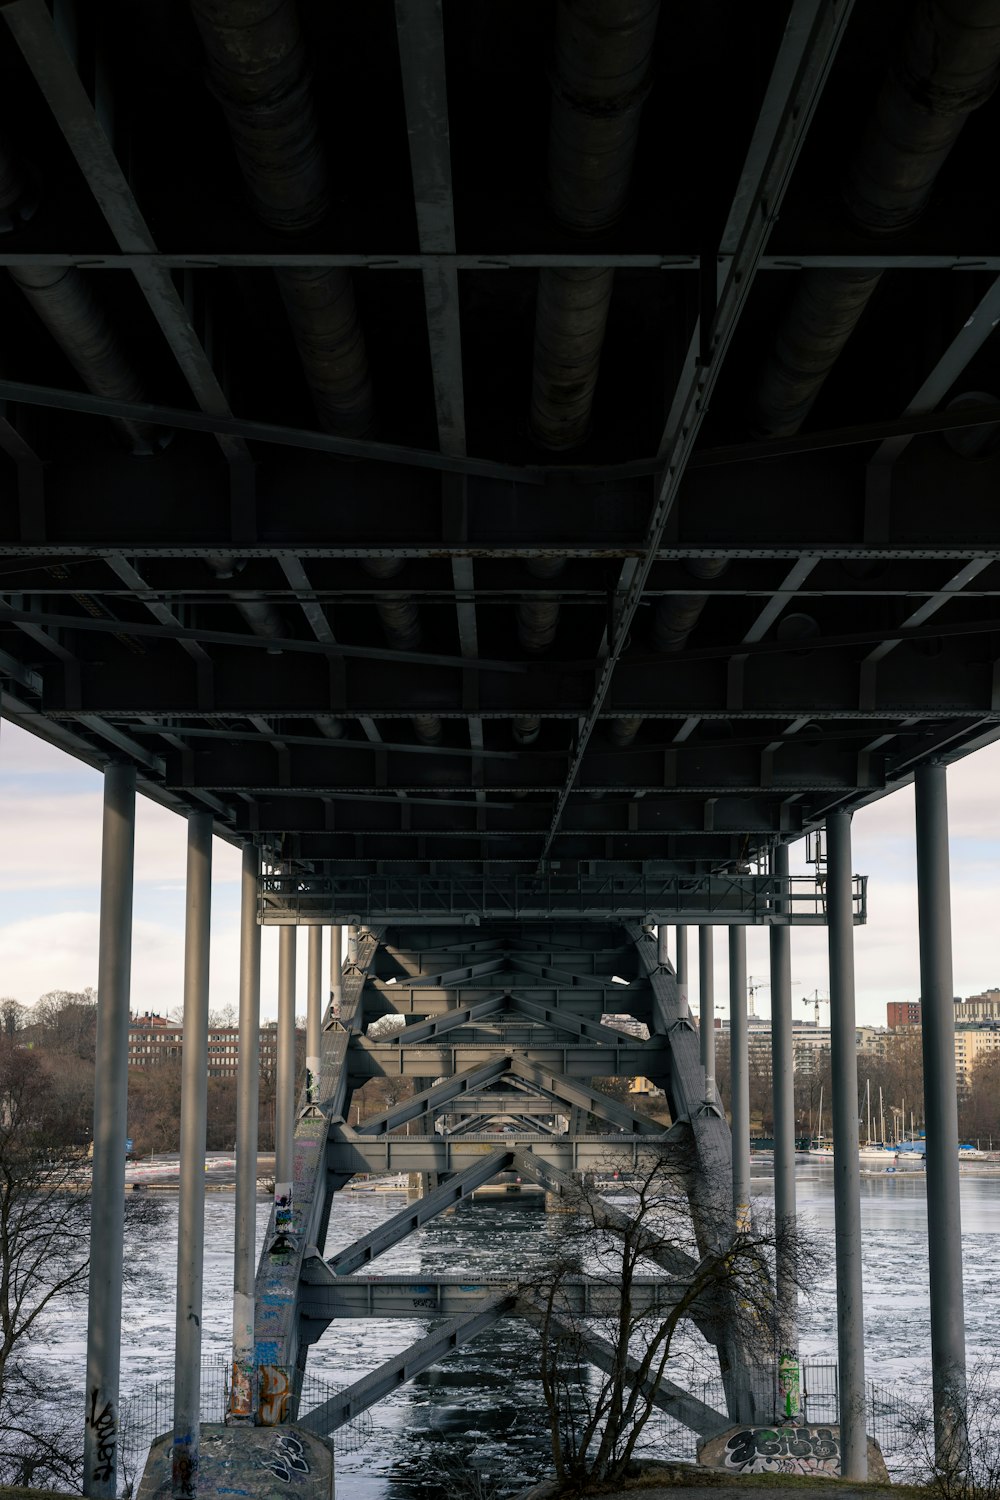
[326,1150,512,1275]
[299,1294,512,1435]
[83,763,135,1499]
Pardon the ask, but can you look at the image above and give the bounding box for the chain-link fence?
[119,1355,372,1492]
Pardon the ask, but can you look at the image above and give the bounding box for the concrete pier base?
[139,1424,334,1500]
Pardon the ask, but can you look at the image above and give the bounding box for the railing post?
[826,811,867,1479]
[172,813,212,1497]
[84,763,135,1499]
[230,843,261,1421]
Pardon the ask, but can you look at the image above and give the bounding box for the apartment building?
[128,1013,290,1077]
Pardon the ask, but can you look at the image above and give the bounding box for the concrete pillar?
[307,926,323,1106]
[699,925,715,1102]
[826,811,867,1479]
[769,843,798,1399]
[329,925,343,1019]
[275,925,297,1244]
[729,925,751,1232]
[657,924,669,967]
[84,763,136,1498]
[915,762,968,1471]
[346,924,359,965]
[172,814,212,1498]
[675,926,688,1016]
[230,844,261,1421]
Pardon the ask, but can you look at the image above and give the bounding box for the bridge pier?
[698,927,716,1109]
[329,925,343,1019]
[826,812,867,1480]
[231,844,262,1421]
[172,814,213,1499]
[84,763,136,1499]
[274,927,297,1245]
[675,925,688,1016]
[306,928,323,1109]
[915,762,968,1470]
[728,926,751,1233]
[769,843,798,1407]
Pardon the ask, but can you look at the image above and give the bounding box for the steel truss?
[250,921,775,1449]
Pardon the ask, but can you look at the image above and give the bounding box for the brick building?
[128,1013,290,1077]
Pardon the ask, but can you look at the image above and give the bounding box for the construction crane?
[801,989,830,1026]
[747,976,769,1018]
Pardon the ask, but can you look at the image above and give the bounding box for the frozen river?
[31,1163,1000,1498]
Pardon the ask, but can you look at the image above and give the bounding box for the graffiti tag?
[258,1364,290,1427]
[260,1433,311,1483]
[724,1425,840,1475]
[87,1387,117,1484]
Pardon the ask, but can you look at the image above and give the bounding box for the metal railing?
[259,870,866,927]
[119,1356,372,1492]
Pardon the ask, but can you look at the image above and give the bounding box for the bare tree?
[523,1144,820,1490]
[0,1038,163,1487]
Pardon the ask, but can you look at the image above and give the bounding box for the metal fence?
[647,1361,934,1477]
[119,1355,372,1492]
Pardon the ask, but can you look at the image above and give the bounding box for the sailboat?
[806,1086,834,1159]
[858,1080,896,1163]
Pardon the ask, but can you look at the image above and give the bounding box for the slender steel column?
[230,843,261,1421]
[275,925,297,1242]
[826,811,867,1479]
[699,925,715,1100]
[769,843,798,1412]
[306,926,323,1105]
[84,763,136,1498]
[172,814,212,1498]
[675,926,688,1015]
[329,924,344,1019]
[915,762,968,1470]
[729,925,751,1232]
[657,924,669,966]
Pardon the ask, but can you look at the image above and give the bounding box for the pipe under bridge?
[244,920,764,1453]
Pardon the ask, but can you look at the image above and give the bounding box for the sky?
[1,718,999,1026]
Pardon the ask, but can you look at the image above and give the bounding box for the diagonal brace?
[327,1149,512,1275]
[298,1292,512,1434]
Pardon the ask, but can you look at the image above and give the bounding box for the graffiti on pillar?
[229,1359,254,1418]
[258,1363,290,1426]
[171,1434,197,1498]
[274,1182,294,1238]
[779,1353,801,1418]
[87,1387,117,1485]
[722,1425,840,1474]
[259,1432,311,1483]
[306,1055,320,1105]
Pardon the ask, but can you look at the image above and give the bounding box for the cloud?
[0,788,241,892]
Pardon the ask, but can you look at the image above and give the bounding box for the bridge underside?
[0,0,993,1484]
[251,920,762,1440]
